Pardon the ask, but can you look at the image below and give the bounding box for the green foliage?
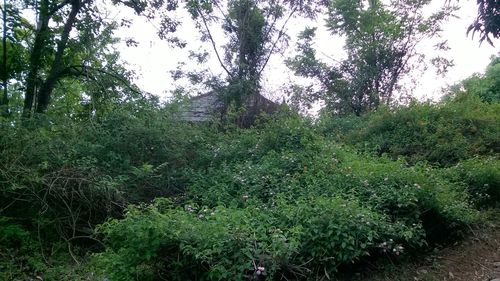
[94,199,301,280]
[0,216,98,280]
[0,104,214,278]
[1,0,495,279]
[466,0,499,45]
[89,112,478,280]
[1,96,493,280]
[453,56,500,103]
[93,196,423,280]
[179,0,313,113]
[0,217,42,280]
[444,157,500,207]
[1,0,139,116]
[288,0,455,116]
[319,94,499,166]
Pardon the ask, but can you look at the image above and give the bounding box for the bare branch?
[213,0,236,31]
[196,5,233,78]
[59,65,145,97]
[258,7,297,77]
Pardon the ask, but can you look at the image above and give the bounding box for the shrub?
[93,197,422,280]
[0,104,486,280]
[319,96,499,166]
[0,108,214,278]
[444,157,500,207]
[93,199,301,281]
[91,114,478,280]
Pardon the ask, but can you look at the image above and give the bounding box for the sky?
[112,0,499,104]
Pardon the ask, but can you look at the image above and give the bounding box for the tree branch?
[213,1,236,31]
[196,5,233,78]
[48,0,71,16]
[60,65,145,97]
[257,7,296,77]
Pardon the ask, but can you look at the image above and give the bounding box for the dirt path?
[412,224,500,281]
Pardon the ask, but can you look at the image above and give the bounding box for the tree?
[0,0,147,118]
[448,55,500,103]
[0,0,28,116]
[184,0,309,105]
[1,0,7,115]
[23,0,81,116]
[288,0,455,116]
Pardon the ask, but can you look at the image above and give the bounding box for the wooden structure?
[179,93,279,127]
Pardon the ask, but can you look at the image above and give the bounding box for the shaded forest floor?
[345,210,500,281]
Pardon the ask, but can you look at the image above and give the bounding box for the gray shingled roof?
[179,93,223,122]
[179,93,279,126]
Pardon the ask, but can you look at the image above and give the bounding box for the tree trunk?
[1,0,9,116]
[35,0,81,114]
[23,0,50,117]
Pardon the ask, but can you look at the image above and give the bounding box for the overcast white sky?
[113,0,498,103]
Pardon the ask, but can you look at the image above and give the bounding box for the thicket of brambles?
[1,58,498,280]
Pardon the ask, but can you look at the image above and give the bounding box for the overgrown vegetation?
[1,0,499,280]
[319,57,500,167]
[1,69,498,279]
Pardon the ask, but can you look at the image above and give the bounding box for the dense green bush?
[0,106,215,278]
[318,58,500,167]
[89,113,478,280]
[319,94,499,166]
[93,196,420,280]
[0,94,494,280]
[93,199,300,280]
[444,157,500,207]
[0,217,43,280]
[456,56,500,104]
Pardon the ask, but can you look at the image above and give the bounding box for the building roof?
[179,92,279,126]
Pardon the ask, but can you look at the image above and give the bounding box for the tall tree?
[18,0,138,117]
[1,0,7,115]
[288,0,455,116]
[184,0,312,106]
[23,0,87,116]
[0,0,27,116]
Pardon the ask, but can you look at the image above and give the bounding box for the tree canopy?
[287,0,455,116]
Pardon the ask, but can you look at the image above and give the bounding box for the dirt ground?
[408,224,499,281]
